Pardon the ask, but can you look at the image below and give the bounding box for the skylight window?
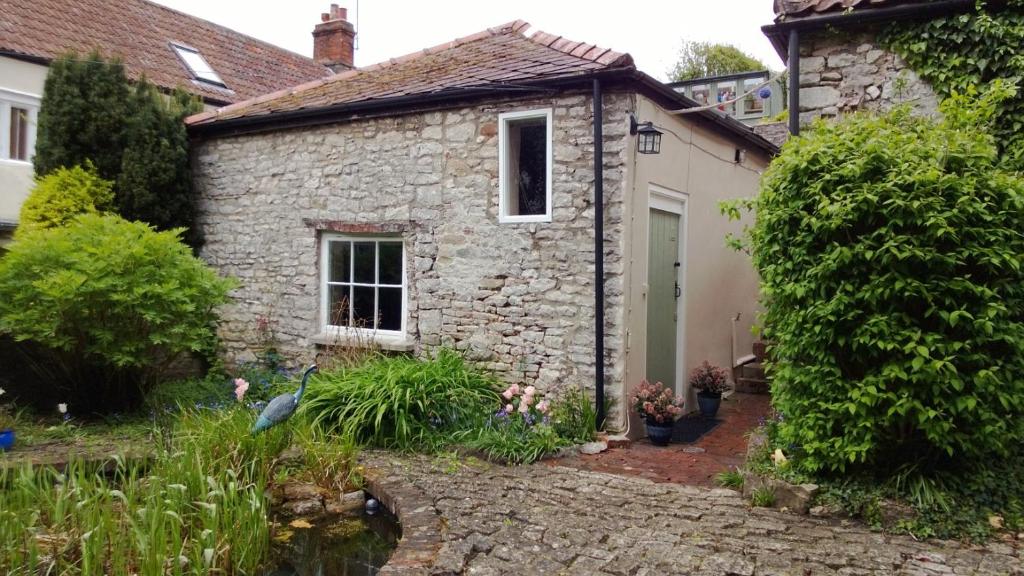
[171,43,225,87]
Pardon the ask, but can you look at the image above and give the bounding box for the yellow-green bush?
[17,163,113,236]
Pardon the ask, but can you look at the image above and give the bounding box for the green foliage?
[118,85,203,247]
[751,486,776,508]
[752,96,1024,474]
[301,350,500,449]
[467,420,569,465]
[0,215,235,412]
[0,408,290,574]
[668,41,767,82]
[33,52,203,247]
[17,163,114,236]
[550,387,597,444]
[34,51,129,181]
[884,2,1024,170]
[716,469,744,490]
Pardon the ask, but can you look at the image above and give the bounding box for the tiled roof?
[0,0,331,104]
[187,20,632,126]
[773,0,925,20]
[752,121,790,148]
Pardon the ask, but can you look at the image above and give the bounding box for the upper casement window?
[0,89,39,163]
[498,109,552,223]
[171,43,226,87]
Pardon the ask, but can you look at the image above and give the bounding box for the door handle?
[674,283,681,298]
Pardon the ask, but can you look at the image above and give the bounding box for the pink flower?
[524,385,536,396]
[501,388,514,400]
[505,404,514,413]
[518,401,530,413]
[536,400,549,414]
[234,378,250,402]
[508,384,520,396]
[522,394,535,406]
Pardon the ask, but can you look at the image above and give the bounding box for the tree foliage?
[17,163,114,236]
[0,215,236,411]
[32,52,203,247]
[883,2,1024,170]
[33,51,129,182]
[668,41,767,82]
[749,88,1024,473]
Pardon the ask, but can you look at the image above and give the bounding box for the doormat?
[672,416,721,444]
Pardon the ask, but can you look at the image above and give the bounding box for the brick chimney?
[313,4,355,72]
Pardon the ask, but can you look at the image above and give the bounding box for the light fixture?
[630,114,663,155]
[734,148,746,164]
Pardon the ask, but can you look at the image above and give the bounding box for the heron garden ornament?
[252,364,318,433]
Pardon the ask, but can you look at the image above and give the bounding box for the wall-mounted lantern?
[630,114,663,155]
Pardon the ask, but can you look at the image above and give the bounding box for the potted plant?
[690,361,731,418]
[631,380,683,446]
[0,389,14,452]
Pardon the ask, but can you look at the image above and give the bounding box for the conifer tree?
[33,51,129,181]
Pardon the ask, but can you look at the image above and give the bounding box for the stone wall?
[798,29,939,125]
[192,92,631,398]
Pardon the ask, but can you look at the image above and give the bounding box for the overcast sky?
[151,0,783,81]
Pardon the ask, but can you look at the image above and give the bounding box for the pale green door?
[646,208,681,392]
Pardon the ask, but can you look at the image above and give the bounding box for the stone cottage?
[187,20,776,433]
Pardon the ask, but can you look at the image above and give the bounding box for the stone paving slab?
[364,452,1022,576]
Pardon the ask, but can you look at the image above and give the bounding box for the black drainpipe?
[592,78,605,429]
[788,28,800,136]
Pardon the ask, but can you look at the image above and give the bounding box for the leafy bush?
[467,419,568,465]
[301,349,500,449]
[17,163,114,235]
[550,387,598,444]
[0,214,235,412]
[750,90,1024,473]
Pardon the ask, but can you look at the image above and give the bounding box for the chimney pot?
[313,4,356,72]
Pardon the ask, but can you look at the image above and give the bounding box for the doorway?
[646,188,687,395]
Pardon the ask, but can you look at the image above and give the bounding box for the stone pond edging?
[362,460,445,575]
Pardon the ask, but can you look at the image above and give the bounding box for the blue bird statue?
[252,364,317,434]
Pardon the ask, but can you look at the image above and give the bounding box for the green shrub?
[550,387,597,444]
[301,349,500,449]
[17,164,114,235]
[716,469,744,490]
[751,487,776,508]
[751,89,1024,473]
[0,214,235,412]
[467,420,568,465]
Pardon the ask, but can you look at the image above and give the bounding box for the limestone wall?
[193,92,631,397]
[798,29,938,125]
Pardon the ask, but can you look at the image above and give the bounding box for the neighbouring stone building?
[762,0,978,127]
[188,20,776,433]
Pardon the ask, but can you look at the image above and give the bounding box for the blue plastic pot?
[0,428,14,451]
[697,392,722,418]
[645,421,673,446]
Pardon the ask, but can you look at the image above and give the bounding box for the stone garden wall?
[798,29,939,125]
[192,92,631,398]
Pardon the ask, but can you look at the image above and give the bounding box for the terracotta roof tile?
[188,20,632,126]
[0,0,331,104]
[773,0,927,20]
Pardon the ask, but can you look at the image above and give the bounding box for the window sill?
[310,332,414,352]
[0,158,32,167]
[498,215,552,224]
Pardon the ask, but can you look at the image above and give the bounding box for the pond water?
[262,509,400,576]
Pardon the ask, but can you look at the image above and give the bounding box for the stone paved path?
[365,453,1021,576]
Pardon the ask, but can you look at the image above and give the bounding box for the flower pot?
[645,421,673,446]
[696,392,722,418]
[0,428,14,452]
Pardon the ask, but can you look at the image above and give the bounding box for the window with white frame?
[0,90,39,163]
[498,108,552,223]
[321,235,406,336]
[171,43,227,87]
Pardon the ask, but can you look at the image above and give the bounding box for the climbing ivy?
[883,1,1024,169]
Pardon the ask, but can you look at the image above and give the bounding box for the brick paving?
[364,452,1022,575]
[550,392,771,487]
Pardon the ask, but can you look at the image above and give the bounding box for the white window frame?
[0,88,40,165]
[319,233,407,340]
[498,108,553,224]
